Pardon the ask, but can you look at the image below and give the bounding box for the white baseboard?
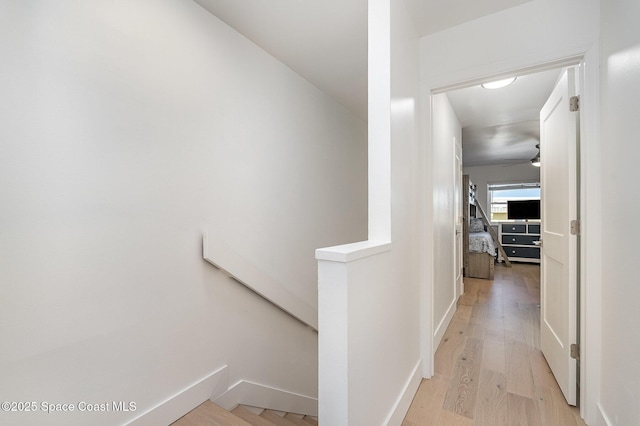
[126,365,228,426]
[383,359,423,426]
[125,367,317,424]
[214,380,318,417]
[433,296,458,350]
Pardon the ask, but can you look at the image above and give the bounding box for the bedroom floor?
[403,262,585,426]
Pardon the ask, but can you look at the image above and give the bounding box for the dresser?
[498,222,541,263]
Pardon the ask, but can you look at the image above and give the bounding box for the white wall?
[431,94,462,345]
[317,0,422,424]
[0,1,367,425]
[420,0,599,89]
[383,0,423,421]
[598,1,640,424]
[463,163,540,218]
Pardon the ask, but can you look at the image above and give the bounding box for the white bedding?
[469,231,496,255]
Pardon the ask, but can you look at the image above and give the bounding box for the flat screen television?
[507,199,540,220]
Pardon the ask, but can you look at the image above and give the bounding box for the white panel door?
[454,138,463,296]
[540,67,579,405]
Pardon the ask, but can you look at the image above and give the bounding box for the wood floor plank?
[454,304,473,323]
[482,306,505,337]
[434,332,465,378]
[518,303,541,349]
[503,306,526,345]
[437,409,475,425]
[528,348,562,391]
[261,410,298,426]
[476,280,495,304]
[473,369,508,426]
[172,400,252,426]
[462,320,485,339]
[482,333,506,374]
[507,392,542,425]
[443,337,483,418]
[469,303,488,326]
[523,273,540,298]
[435,321,483,378]
[536,386,581,426]
[301,416,318,426]
[505,337,535,398]
[406,409,473,426]
[458,291,478,306]
[283,412,308,425]
[458,279,481,305]
[402,375,449,425]
[231,405,274,426]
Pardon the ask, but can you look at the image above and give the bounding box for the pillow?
[469,218,485,233]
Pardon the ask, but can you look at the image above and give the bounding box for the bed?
[469,229,496,280]
[464,184,497,280]
[469,230,496,256]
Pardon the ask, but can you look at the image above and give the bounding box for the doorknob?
[534,239,543,247]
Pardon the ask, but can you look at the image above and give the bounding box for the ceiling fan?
[500,143,541,167]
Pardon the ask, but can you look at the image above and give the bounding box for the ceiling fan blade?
[501,160,533,167]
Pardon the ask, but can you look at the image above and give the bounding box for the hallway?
[403,263,585,425]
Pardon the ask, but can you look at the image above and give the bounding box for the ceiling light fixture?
[531,144,541,167]
[531,155,541,167]
[481,77,517,89]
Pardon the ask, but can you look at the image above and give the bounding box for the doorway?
[430,62,582,408]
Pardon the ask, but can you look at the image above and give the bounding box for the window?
[488,182,540,222]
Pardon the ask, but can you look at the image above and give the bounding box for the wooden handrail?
[203,232,319,330]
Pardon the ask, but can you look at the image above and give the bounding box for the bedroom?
[448,68,559,279]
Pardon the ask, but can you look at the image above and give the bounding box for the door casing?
[423,50,601,422]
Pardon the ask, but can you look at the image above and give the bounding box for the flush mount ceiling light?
[481,77,517,89]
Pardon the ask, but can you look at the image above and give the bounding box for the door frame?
[421,47,602,423]
[454,137,464,297]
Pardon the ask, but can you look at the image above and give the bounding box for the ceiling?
[405,0,534,37]
[193,0,555,166]
[193,0,368,120]
[193,0,534,121]
[446,68,563,167]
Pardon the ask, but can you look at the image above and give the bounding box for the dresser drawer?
[502,224,526,233]
[502,235,540,245]
[528,224,541,234]
[505,246,540,259]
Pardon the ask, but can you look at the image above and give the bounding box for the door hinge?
[570,95,580,112]
[570,343,580,360]
[570,219,581,235]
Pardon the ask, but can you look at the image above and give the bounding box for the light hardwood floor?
[403,263,585,426]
